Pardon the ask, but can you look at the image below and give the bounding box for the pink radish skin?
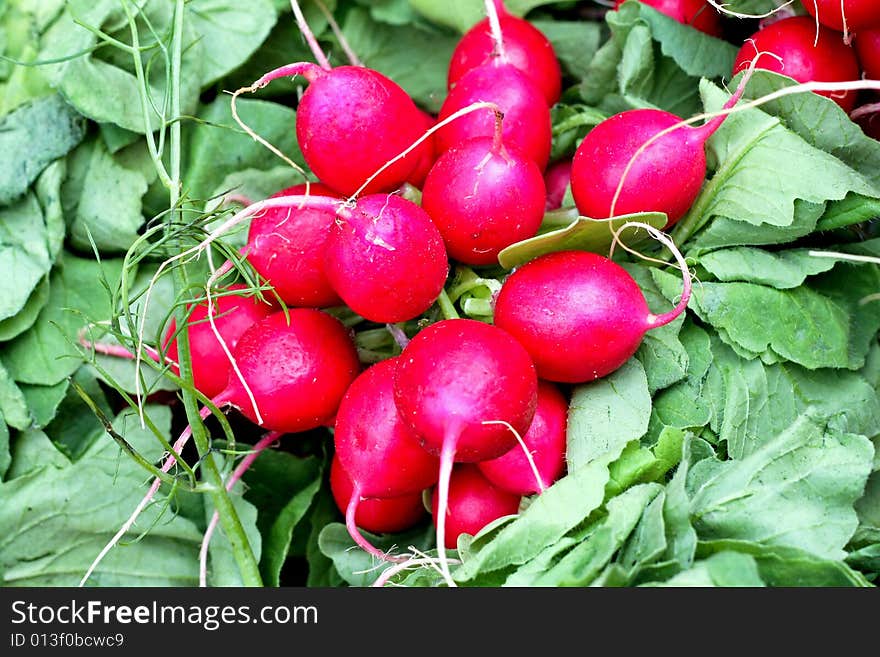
[614,0,722,37]
[293,64,425,196]
[245,183,343,308]
[323,194,449,323]
[856,29,880,80]
[331,457,426,535]
[436,61,552,169]
[334,358,440,499]
[394,319,538,463]
[477,381,568,495]
[544,159,572,210]
[570,70,750,227]
[216,309,360,432]
[733,17,861,111]
[800,0,880,33]
[493,250,690,383]
[165,285,273,398]
[448,0,561,106]
[430,465,521,549]
[421,136,546,266]
[393,318,537,583]
[407,111,439,188]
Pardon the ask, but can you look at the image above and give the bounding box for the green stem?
[166,0,262,587]
[437,289,460,320]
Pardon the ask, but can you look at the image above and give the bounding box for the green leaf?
[0,94,85,205]
[6,429,71,480]
[0,279,50,342]
[533,20,601,81]
[698,539,871,587]
[679,80,878,246]
[185,0,278,86]
[0,412,9,480]
[655,550,765,587]
[68,139,152,253]
[305,485,345,587]
[407,0,484,33]
[614,2,737,80]
[0,361,29,431]
[688,415,875,560]
[2,253,124,386]
[241,449,323,587]
[653,268,854,370]
[20,379,69,428]
[318,523,434,587]
[498,212,667,269]
[817,194,880,232]
[42,367,112,461]
[184,97,304,203]
[567,359,651,471]
[0,406,204,586]
[531,483,663,586]
[39,1,203,134]
[454,451,623,583]
[742,72,880,190]
[699,247,839,289]
[342,8,457,113]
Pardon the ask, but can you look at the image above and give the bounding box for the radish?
[164,285,274,398]
[238,62,425,197]
[421,130,546,266]
[477,380,568,495]
[493,243,692,383]
[448,0,562,106]
[800,0,880,34]
[614,0,722,37]
[333,358,439,559]
[733,16,861,111]
[393,318,537,583]
[245,183,343,308]
[569,68,750,226]
[436,63,552,169]
[215,309,360,432]
[407,110,439,189]
[330,456,427,535]
[544,159,572,210]
[430,464,521,549]
[856,29,880,80]
[322,194,449,323]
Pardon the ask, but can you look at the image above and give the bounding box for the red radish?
[421,133,546,266]
[242,63,425,197]
[431,465,521,549]
[334,358,440,559]
[165,284,274,398]
[330,456,426,535]
[245,183,343,308]
[569,69,750,226]
[733,17,861,111]
[801,0,880,33]
[436,61,552,169]
[322,194,449,322]
[393,318,537,584]
[493,248,691,383]
[215,309,360,432]
[856,29,880,80]
[477,381,568,495]
[407,111,439,188]
[448,0,562,106]
[614,0,722,37]
[544,159,572,210]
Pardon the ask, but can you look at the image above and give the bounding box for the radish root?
[482,419,546,494]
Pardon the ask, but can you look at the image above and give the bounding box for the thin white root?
[80,405,213,587]
[705,0,794,20]
[205,251,263,426]
[290,0,332,70]
[482,419,545,494]
[371,556,463,588]
[484,0,506,61]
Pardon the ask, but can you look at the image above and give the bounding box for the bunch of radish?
[86,0,880,586]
